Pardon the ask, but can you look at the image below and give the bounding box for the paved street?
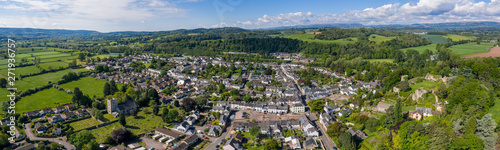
[24,124,76,150]
[308,112,337,150]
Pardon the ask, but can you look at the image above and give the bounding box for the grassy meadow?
[16,88,73,113]
[60,77,118,97]
[285,33,358,44]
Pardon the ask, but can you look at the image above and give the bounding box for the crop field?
[15,88,72,113]
[285,33,357,44]
[419,35,449,44]
[463,46,500,58]
[442,34,477,41]
[449,42,493,56]
[401,44,437,53]
[59,77,116,97]
[369,34,395,43]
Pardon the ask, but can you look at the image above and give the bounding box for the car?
[204,137,209,140]
[149,148,155,150]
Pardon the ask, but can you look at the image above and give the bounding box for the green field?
[442,34,477,42]
[401,44,437,53]
[69,118,101,131]
[365,59,393,63]
[419,35,449,44]
[369,34,395,43]
[16,88,72,113]
[409,80,438,94]
[59,77,112,97]
[489,97,500,122]
[90,107,167,143]
[285,33,357,44]
[448,42,493,56]
[15,69,74,91]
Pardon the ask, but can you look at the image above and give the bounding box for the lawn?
[285,33,357,44]
[369,34,395,43]
[409,80,438,94]
[72,68,90,73]
[59,77,113,97]
[69,118,102,131]
[365,59,393,63]
[102,114,118,122]
[400,44,437,53]
[448,42,494,56]
[16,88,72,113]
[442,34,477,42]
[15,69,74,91]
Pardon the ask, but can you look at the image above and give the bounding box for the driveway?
[24,124,76,150]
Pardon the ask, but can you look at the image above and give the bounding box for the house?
[174,121,191,133]
[108,145,133,150]
[291,103,305,113]
[170,142,188,150]
[219,115,227,126]
[324,103,340,113]
[74,109,88,117]
[0,118,13,126]
[154,127,180,140]
[48,115,64,123]
[299,115,319,137]
[408,110,422,120]
[39,108,53,115]
[284,135,301,149]
[16,143,36,150]
[376,102,393,113]
[338,109,351,117]
[61,112,75,120]
[415,107,433,117]
[24,110,40,118]
[107,98,137,117]
[54,128,62,136]
[34,122,47,133]
[319,112,336,129]
[223,137,244,150]
[183,134,199,146]
[208,126,222,136]
[53,105,66,113]
[303,137,317,150]
[348,127,367,140]
[65,103,76,110]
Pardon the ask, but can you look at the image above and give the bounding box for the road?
[308,112,337,150]
[24,124,76,150]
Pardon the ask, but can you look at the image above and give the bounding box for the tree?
[307,100,325,113]
[0,133,9,148]
[110,81,118,95]
[78,53,86,61]
[476,114,497,150]
[181,98,196,111]
[194,95,207,110]
[119,113,126,126]
[82,140,99,150]
[69,130,96,149]
[465,117,476,135]
[395,99,402,122]
[103,82,111,96]
[152,104,159,116]
[339,132,356,150]
[450,133,484,150]
[264,139,279,150]
[398,81,411,92]
[327,122,346,138]
[0,78,7,88]
[161,107,169,122]
[264,67,272,75]
[72,87,83,104]
[111,128,133,144]
[218,83,226,93]
[250,126,261,137]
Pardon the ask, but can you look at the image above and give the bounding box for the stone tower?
[107,98,118,114]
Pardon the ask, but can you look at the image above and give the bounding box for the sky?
[0,0,499,32]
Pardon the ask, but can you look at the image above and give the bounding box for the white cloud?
[237,0,500,28]
[0,0,194,31]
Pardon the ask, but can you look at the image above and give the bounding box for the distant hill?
[256,23,365,30]
[370,21,500,30]
[0,28,100,37]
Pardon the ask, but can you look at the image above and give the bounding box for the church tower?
[107,98,118,114]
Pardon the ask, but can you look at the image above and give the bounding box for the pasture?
[369,34,395,43]
[16,88,72,113]
[442,34,477,41]
[285,33,357,44]
[401,44,437,53]
[365,59,393,63]
[59,77,115,97]
[419,35,449,44]
[15,69,73,91]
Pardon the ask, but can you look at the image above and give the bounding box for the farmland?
[59,77,114,97]
[419,35,449,44]
[448,42,493,56]
[15,69,74,91]
[285,33,358,44]
[365,59,393,63]
[368,34,395,43]
[442,34,477,41]
[401,44,437,53]
[15,88,73,113]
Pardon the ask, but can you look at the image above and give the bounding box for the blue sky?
[0,0,498,32]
